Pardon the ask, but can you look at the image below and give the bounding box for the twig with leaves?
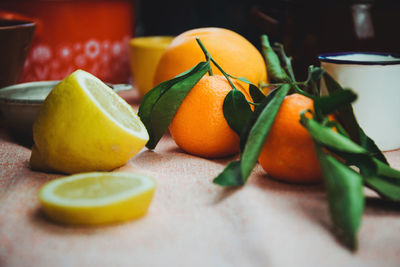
[138,35,400,251]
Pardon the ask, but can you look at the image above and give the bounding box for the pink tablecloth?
[1,91,400,267]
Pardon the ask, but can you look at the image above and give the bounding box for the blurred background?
[1,0,399,82]
[138,0,400,79]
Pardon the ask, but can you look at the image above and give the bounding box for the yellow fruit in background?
[129,36,174,96]
[38,172,156,225]
[153,27,267,90]
[30,69,149,174]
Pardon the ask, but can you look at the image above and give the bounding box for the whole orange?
[169,75,250,158]
[153,27,267,90]
[258,93,322,183]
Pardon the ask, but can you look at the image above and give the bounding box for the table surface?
[1,90,400,267]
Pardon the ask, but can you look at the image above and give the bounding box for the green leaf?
[322,73,387,164]
[365,175,400,201]
[240,87,279,150]
[322,73,361,142]
[261,35,289,82]
[138,63,210,144]
[352,156,400,201]
[346,155,400,184]
[315,144,364,251]
[360,128,388,164]
[227,74,266,103]
[227,75,252,85]
[324,120,349,137]
[240,84,290,181]
[326,148,400,201]
[249,84,266,103]
[374,158,400,183]
[213,161,243,186]
[274,42,296,81]
[139,77,184,144]
[323,72,343,94]
[309,66,325,84]
[306,66,325,96]
[313,89,357,121]
[352,155,400,201]
[300,115,367,155]
[293,85,316,100]
[140,61,210,149]
[227,73,266,103]
[223,89,252,136]
[303,115,400,202]
[214,84,290,186]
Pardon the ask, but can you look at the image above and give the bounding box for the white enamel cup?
[319,52,400,151]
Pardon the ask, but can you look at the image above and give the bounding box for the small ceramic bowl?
[0,81,132,144]
[0,18,36,88]
[319,52,400,151]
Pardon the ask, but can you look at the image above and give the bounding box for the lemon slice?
[39,172,156,225]
[30,70,149,174]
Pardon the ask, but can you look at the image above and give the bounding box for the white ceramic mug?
[319,52,400,151]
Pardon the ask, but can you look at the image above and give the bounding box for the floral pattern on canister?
[19,36,131,84]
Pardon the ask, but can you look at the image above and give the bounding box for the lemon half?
[39,172,156,225]
[30,70,149,174]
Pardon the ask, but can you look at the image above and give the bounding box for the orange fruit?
[153,27,267,91]
[258,93,322,183]
[169,75,250,158]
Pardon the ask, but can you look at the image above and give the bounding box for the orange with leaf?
[139,27,257,159]
[169,75,251,158]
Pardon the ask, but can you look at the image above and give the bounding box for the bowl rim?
[0,19,36,30]
[318,52,400,65]
[0,81,58,104]
[0,81,132,104]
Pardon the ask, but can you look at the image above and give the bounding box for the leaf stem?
[195,38,213,76]
[210,58,238,90]
[195,38,237,90]
[260,81,307,88]
[275,43,296,82]
[247,101,260,106]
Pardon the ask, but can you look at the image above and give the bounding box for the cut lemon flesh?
[30,70,149,174]
[39,172,156,225]
[79,72,144,134]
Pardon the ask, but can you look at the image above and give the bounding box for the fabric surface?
[1,91,400,267]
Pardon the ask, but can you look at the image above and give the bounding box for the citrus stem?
[247,101,260,106]
[275,43,296,82]
[195,38,214,76]
[210,58,238,90]
[260,81,306,88]
[195,38,237,90]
